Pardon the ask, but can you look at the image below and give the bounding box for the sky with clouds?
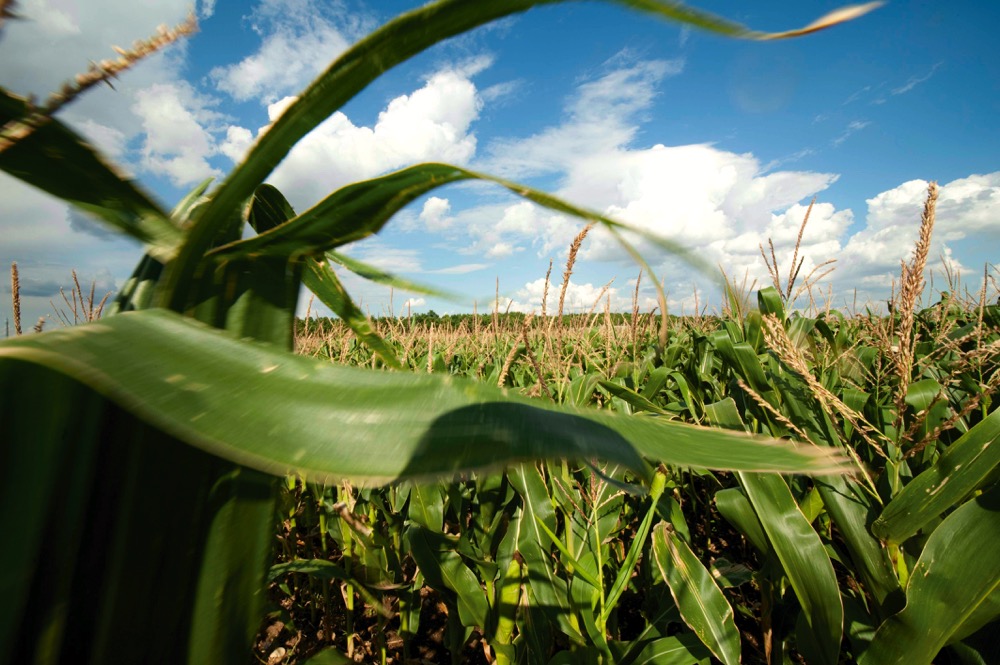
[1,0,998,330]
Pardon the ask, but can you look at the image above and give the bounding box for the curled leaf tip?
[762,2,885,40]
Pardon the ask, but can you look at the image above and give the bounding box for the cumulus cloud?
[837,174,1000,294]
[0,0,223,202]
[483,56,683,179]
[419,197,454,232]
[417,56,999,312]
[432,57,845,290]
[224,62,486,208]
[132,82,223,186]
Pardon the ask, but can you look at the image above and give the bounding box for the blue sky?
[2,0,998,330]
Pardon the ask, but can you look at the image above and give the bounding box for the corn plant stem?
[593,499,609,645]
[561,461,575,560]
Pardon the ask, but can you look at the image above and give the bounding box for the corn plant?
[0,2,881,663]
[699,198,1000,665]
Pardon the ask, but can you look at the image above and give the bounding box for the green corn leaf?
[815,475,901,617]
[873,408,1000,544]
[301,257,403,369]
[651,523,741,665]
[208,163,707,285]
[740,472,844,665]
[715,488,771,557]
[171,177,214,224]
[0,310,851,483]
[406,525,490,630]
[625,633,713,665]
[570,553,611,656]
[757,286,786,321]
[0,89,179,258]
[600,379,672,415]
[268,559,351,583]
[246,183,294,233]
[301,648,354,664]
[0,364,274,665]
[859,484,1000,665]
[904,378,943,413]
[107,252,164,315]
[603,469,667,622]
[408,481,446,532]
[533,514,603,591]
[327,250,457,300]
[506,465,582,643]
[951,584,1000,645]
[709,386,900,617]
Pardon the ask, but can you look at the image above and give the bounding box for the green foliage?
[13,1,990,664]
[283,284,998,663]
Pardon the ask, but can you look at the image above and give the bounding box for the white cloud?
[429,263,489,275]
[483,57,684,179]
[0,0,227,192]
[73,118,129,162]
[406,57,850,307]
[0,0,195,97]
[503,278,650,315]
[487,242,517,258]
[210,0,372,104]
[403,297,426,308]
[419,197,453,232]
[891,62,943,96]
[132,83,223,186]
[416,57,1000,313]
[347,245,424,274]
[200,0,217,19]
[837,174,1000,293]
[225,62,486,209]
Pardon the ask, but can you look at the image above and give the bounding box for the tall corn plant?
[0,2,877,663]
[705,275,999,664]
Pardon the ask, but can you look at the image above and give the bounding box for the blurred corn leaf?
[0,89,180,258]
[0,310,851,481]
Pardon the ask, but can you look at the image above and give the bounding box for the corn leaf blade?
[0,89,179,257]
[859,485,1000,665]
[651,523,741,665]
[0,310,850,483]
[873,409,1000,544]
[740,472,844,665]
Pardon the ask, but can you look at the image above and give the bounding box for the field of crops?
[259,217,1000,664]
[3,1,999,664]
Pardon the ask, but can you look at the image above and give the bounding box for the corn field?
[272,216,1000,664]
[1,1,998,664]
